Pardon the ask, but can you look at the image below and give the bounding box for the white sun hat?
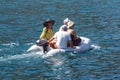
[63,18,71,25]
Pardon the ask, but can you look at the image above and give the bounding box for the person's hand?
[47,40,50,44]
[72,46,76,49]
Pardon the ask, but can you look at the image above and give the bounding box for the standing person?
[40,19,55,40]
[67,21,81,46]
[48,25,75,49]
[59,18,70,31]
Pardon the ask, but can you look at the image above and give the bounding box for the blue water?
[0,0,120,80]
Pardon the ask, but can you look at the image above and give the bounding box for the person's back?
[48,25,74,49]
[40,27,55,40]
[38,19,55,53]
[67,21,81,46]
[54,31,70,49]
[40,19,55,40]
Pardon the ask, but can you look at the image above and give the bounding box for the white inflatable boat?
[27,37,92,55]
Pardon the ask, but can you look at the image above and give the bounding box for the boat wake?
[0,52,42,62]
[0,51,68,67]
[91,44,101,50]
[0,41,101,62]
[0,50,62,62]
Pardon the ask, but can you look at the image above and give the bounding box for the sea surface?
[0,0,120,80]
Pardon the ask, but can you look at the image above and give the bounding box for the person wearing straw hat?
[67,21,81,46]
[40,19,55,40]
[37,19,55,53]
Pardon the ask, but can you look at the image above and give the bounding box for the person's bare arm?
[47,37,54,43]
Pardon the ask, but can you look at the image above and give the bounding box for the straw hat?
[43,19,55,27]
[67,21,75,28]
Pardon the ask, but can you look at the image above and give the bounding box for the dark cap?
[43,19,55,27]
[62,25,68,31]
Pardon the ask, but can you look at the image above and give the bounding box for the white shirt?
[53,31,71,49]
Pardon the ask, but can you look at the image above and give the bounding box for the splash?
[0,49,3,51]
[0,52,42,62]
[91,44,101,50]
[1,42,19,48]
[0,51,66,67]
[25,43,34,46]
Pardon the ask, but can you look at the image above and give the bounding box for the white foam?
[25,43,34,46]
[0,52,42,61]
[0,49,3,51]
[1,42,19,47]
[91,44,101,50]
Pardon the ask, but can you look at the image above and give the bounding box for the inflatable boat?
[27,37,92,55]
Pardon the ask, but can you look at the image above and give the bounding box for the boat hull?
[27,37,92,54]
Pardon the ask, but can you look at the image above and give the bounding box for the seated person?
[67,21,81,46]
[48,25,75,49]
[37,19,55,53]
[59,18,71,31]
[40,19,55,40]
